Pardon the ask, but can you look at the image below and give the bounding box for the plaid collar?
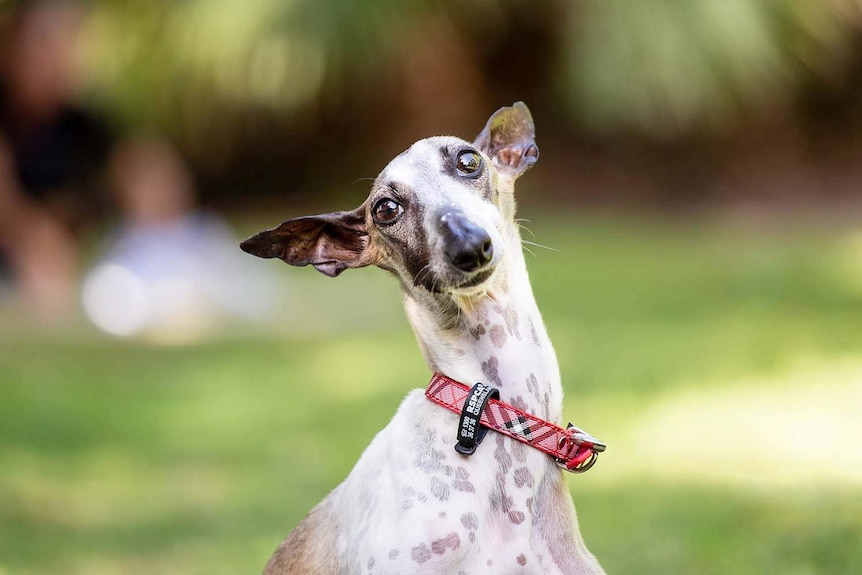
[425,372,605,473]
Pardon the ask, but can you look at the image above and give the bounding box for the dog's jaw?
[405,221,563,421]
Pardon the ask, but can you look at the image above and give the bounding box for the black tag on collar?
[454,382,499,456]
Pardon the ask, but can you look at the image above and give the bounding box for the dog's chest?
[327,288,572,573]
[330,390,560,575]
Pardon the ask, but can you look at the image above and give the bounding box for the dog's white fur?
[250,106,604,575]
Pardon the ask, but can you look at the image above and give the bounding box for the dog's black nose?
[439,212,494,272]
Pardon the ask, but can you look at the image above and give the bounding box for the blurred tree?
[561,0,862,137]
[45,0,862,203]
[75,0,862,137]
[78,0,438,151]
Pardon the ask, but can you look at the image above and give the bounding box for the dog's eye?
[372,198,403,224]
[456,150,483,177]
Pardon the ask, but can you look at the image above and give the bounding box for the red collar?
[425,372,605,473]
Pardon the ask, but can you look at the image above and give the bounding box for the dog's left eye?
[372,198,404,224]
[456,150,483,177]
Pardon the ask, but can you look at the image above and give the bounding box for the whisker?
[352,176,377,185]
[429,274,441,300]
[411,265,432,295]
[516,222,536,238]
[522,240,559,252]
[407,264,432,300]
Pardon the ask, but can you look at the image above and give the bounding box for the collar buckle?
[556,424,606,474]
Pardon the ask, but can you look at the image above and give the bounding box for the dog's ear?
[240,206,372,277]
[473,101,539,179]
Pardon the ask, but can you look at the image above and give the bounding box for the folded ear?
[240,206,371,277]
[473,101,539,179]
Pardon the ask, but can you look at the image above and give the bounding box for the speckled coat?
[242,103,605,575]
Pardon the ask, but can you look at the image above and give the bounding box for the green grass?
[2,212,861,574]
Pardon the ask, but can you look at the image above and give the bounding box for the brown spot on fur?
[461,512,478,530]
[469,324,486,340]
[529,318,541,346]
[497,304,521,339]
[511,437,528,463]
[430,477,450,501]
[411,544,431,564]
[413,445,447,474]
[469,532,476,543]
[401,486,416,509]
[431,532,460,554]
[489,324,507,347]
[513,467,534,488]
[367,557,376,569]
[526,373,540,401]
[389,549,399,559]
[494,434,512,473]
[501,492,515,513]
[511,395,528,411]
[517,553,527,566]
[482,356,502,386]
[453,466,474,491]
[489,464,528,527]
[508,510,526,524]
[439,511,447,518]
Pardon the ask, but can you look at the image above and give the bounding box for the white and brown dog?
[241,102,605,575]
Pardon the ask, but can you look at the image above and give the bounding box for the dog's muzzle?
[439,211,494,273]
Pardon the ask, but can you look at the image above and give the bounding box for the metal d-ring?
[555,423,605,474]
[570,450,599,473]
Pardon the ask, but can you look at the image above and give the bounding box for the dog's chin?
[412,265,497,296]
[446,267,497,296]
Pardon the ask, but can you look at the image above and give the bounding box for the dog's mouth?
[454,267,495,290]
[414,265,496,295]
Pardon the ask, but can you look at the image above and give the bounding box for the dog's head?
[241,102,538,296]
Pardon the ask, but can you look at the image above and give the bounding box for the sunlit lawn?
[2,212,861,574]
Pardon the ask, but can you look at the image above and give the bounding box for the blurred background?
[1,0,861,573]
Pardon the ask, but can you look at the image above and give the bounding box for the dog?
[241,102,605,575]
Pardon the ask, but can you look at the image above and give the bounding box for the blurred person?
[82,136,278,342]
[0,134,76,312]
[0,0,111,315]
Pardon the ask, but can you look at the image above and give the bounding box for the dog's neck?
[405,226,563,422]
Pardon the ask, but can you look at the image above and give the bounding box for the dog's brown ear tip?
[240,234,280,259]
[239,236,257,255]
